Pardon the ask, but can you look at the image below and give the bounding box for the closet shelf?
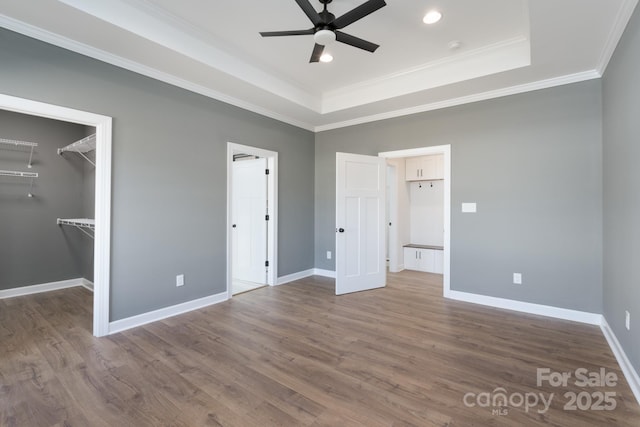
[0,138,38,148]
[0,170,38,178]
[57,218,95,238]
[1,138,38,168]
[58,134,96,154]
[58,134,96,166]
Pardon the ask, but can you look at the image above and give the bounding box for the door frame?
[226,142,278,298]
[386,163,399,272]
[379,145,451,297]
[0,93,113,337]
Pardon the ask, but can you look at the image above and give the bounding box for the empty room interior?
[2,1,640,425]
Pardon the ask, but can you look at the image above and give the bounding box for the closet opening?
[379,145,451,296]
[0,93,112,337]
[226,143,278,297]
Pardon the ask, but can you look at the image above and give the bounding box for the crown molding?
[57,0,320,112]
[314,70,601,132]
[0,14,316,131]
[321,36,531,114]
[596,0,639,74]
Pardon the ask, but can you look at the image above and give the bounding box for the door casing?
[0,93,113,337]
[379,145,451,297]
[226,142,278,299]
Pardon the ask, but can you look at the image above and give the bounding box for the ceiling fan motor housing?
[314,29,336,45]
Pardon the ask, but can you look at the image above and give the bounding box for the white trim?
[56,0,319,111]
[313,268,336,278]
[600,317,640,405]
[446,290,603,325]
[379,145,451,298]
[0,14,315,132]
[277,269,315,285]
[226,143,278,299]
[108,291,228,334]
[390,264,405,273]
[314,71,600,132]
[596,0,639,74]
[0,278,85,299]
[81,278,94,292]
[322,36,531,114]
[0,93,112,338]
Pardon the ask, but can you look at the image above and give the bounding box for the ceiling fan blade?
[310,43,325,63]
[260,29,315,37]
[335,31,379,52]
[333,0,386,29]
[295,0,323,26]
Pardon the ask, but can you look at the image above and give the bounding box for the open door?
[232,157,268,285]
[336,152,386,295]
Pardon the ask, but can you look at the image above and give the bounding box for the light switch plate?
[513,273,522,285]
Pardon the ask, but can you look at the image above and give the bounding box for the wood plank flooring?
[1,270,639,426]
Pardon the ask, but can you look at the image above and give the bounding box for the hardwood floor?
[1,270,639,426]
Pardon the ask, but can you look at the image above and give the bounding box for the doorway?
[0,93,113,337]
[226,143,277,297]
[379,145,451,296]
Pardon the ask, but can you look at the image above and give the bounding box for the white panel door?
[336,153,386,295]
[232,158,267,284]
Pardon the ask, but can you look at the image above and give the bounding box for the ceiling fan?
[260,0,387,63]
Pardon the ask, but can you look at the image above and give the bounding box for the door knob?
[232,224,237,228]
[338,228,345,233]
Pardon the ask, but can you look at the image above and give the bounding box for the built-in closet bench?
[403,244,443,274]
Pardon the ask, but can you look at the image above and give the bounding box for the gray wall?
[316,81,603,313]
[603,6,640,373]
[0,28,315,321]
[0,110,89,288]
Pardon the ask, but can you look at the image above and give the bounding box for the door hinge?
[265,214,270,221]
[265,169,270,175]
[265,260,269,267]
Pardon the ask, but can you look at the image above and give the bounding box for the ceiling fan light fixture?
[314,29,337,45]
[423,10,442,25]
[320,52,334,63]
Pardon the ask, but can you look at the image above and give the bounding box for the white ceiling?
[0,0,637,131]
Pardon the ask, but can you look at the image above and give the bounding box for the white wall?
[409,180,444,246]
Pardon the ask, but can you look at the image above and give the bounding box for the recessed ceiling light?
[320,53,333,63]
[423,10,442,25]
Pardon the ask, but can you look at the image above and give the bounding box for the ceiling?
[0,0,637,131]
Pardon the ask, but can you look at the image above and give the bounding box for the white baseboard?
[389,264,405,273]
[0,278,85,299]
[108,291,228,334]
[600,317,640,405]
[277,269,315,285]
[276,268,337,284]
[81,278,94,292]
[445,290,603,325]
[313,268,336,278]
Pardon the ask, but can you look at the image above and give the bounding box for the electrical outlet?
[326,251,332,260]
[625,311,630,331]
[176,274,185,287]
[513,273,522,285]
